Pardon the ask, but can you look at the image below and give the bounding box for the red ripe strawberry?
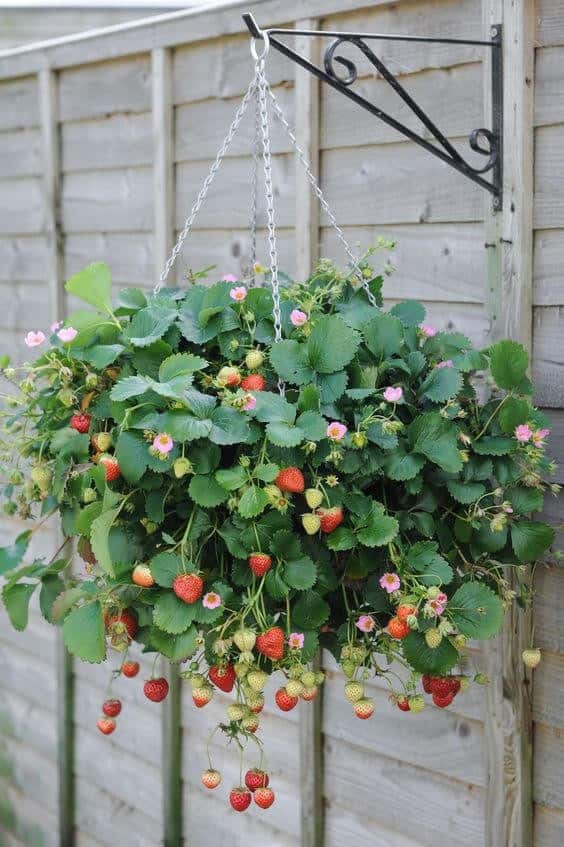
[397,604,416,622]
[241,374,266,391]
[275,687,298,712]
[144,677,169,702]
[432,691,454,709]
[97,717,116,735]
[256,627,285,661]
[386,617,409,640]
[429,677,453,697]
[275,467,305,494]
[245,769,269,792]
[353,699,374,720]
[192,688,213,708]
[106,609,138,640]
[229,787,252,812]
[396,697,410,712]
[209,664,236,693]
[201,769,222,789]
[102,699,122,718]
[173,573,203,604]
[254,787,275,809]
[248,553,272,577]
[121,660,140,678]
[449,677,461,696]
[70,412,91,434]
[77,536,96,565]
[422,674,433,694]
[99,455,121,482]
[316,506,343,534]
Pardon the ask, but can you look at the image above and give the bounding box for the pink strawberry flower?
[356,614,376,633]
[379,572,401,593]
[57,327,78,343]
[532,427,550,446]
[326,421,347,441]
[243,393,257,412]
[50,321,62,333]
[427,591,448,616]
[229,286,247,302]
[24,330,46,348]
[503,504,514,514]
[515,424,533,443]
[436,359,454,369]
[383,386,403,403]
[290,309,308,327]
[202,592,221,610]
[223,273,238,282]
[288,632,305,649]
[420,324,437,338]
[153,433,174,455]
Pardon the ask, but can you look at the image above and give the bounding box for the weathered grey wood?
[0,127,41,178]
[325,805,425,847]
[534,565,564,653]
[0,177,44,234]
[534,46,564,127]
[58,54,152,122]
[64,232,154,285]
[533,229,564,305]
[534,125,564,230]
[537,0,564,46]
[534,804,564,847]
[0,782,59,847]
[533,308,564,408]
[152,47,174,279]
[61,112,152,172]
[533,722,564,808]
[533,650,564,729]
[75,776,162,847]
[0,76,38,130]
[61,167,153,232]
[0,236,48,282]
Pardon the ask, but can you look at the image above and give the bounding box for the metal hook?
[250,27,270,61]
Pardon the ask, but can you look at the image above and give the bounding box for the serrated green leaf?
[317,371,349,403]
[406,541,453,586]
[266,420,304,447]
[265,569,290,599]
[292,590,330,629]
[124,304,177,347]
[284,557,317,590]
[115,430,148,483]
[295,411,327,441]
[402,631,458,674]
[384,449,425,481]
[63,602,106,663]
[151,625,198,662]
[39,575,64,623]
[419,366,463,403]
[511,520,554,563]
[409,412,463,473]
[363,313,403,358]
[390,300,426,327]
[110,376,150,401]
[448,582,503,639]
[472,436,514,456]
[326,526,356,551]
[254,463,279,483]
[65,262,112,313]
[270,340,314,384]
[215,465,248,491]
[153,592,198,634]
[446,480,486,504]
[270,530,301,560]
[297,384,321,412]
[489,340,529,391]
[81,344,124,369]
[208,406,250,445]
[150,552,181,587]
[250,391,296,424]
[90,508,120,576]
[366,421,398,451]
[308,316,360,373]
[160,410,212,442]
[159,353,208,382]
[506,487,544,516]
[2,582,36,630]
[499,397,531,434]
[238,487,270,518]
[189,474,229,507]
[357,508,399,547]
[0,531,31,576]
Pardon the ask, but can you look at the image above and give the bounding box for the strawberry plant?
[0,255,557,809]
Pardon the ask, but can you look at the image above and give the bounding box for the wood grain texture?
[0,236,48,281]
[0,177,44,234]
[0,76,38,130]
[61,167,153,232]
[152,47,174,282]
[533,229,564,305]
[534,565,564,653]
[534,46,564,127]
[533,651,564,729]
[58,55,151,122]
[534,125,564,230]
[64,232,154,285]
[61,112,152,172]
[533,722,564,808]
[533,308,564,408]
[0,127,41,178]
[536,0,564,46]
[534,804,564,846]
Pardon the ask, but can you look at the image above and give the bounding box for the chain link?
[154,76,257,293]
[267,87,378,308]
[247,90,262,285]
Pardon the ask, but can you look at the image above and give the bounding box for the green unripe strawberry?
[57,387,75,407]
[239,651,255,665]
[4,502,17,515]
[314,671,325,686]
[92,432,112,452]
[344,681,364,702]
[425,628,442,649]
[408,695,425,713]
[247,670,268,692]
[227,704,246,722]
[349,646,367,665]
[341,660,356,678]
[351,431,368,449]
[302,513,321,535]
[173,457,193,479]
[474,673,489,685]
[189,674,206,689]
[9,470,23,485]
[82,488,98,504]
[234,662,249,679]
[301,671,316,688]
[285,679,304,697]
[31,466,51,491]
[233,628,256,652]
[452,634,467,651]
[289,664,305,680]
[522,647,541,669]
[427,586,441,600]
[458,676,470,692]
[245,349,264,370]
[305,488,323,510]
[85,373,98,388]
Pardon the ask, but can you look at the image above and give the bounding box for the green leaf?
[2,582,36,630]
[160,410,212,442]
[283,557,317,590]
[446,480,486,504]
[336,293,377,329]
[419,366,463,403]
[265,569,290,599]
[292,590,330,629]
[151,625,198,662]
[150,552,181,587]
[82,344,124,369]
[251,391,296,424]
[297,384,321,412]
[270,530,301,560]
[402,631,459,674]
[39,575,64,623]
[208,406,249,445]
[506,487,544,516]
[115,431,148,483]
[406,541,453,586]
[472,521,508,553]
[0,531,31,576]
[90,508,120,576]
[159,353,208,382]
[110,376,150,401]
[409,412,463,473]
[189,474,229,507]
[254,463,279,483]
[50,428,90,461]
[390,300,426,327]
[238,487,270,519]
[63,602,106,663]
[153,592,198,634]
[472,436,514,456]
[489,340,529,391]
[357,507,399,547]
[384,449,425,481]
[363,313,403,358]
[326,527,356,551]
[215,466,248,491]
[511,520,554,563]
[65,262,112,313]
[307,315,360,373]
[448,582,503,639]
[499,397,531,434]
[124,304,177,348]
[117,287,147,312]
[266,420,304,447]
[317,371,348,403]
[366,421,398,451]
[270,340,314,384]
[295,411,327,441]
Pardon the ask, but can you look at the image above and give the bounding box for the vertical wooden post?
[39,66,75,847]
[294,20,324,847]
[152,46,182,846]
[482,3,535,846]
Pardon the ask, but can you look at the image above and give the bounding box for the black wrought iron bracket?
[243,13,503,210]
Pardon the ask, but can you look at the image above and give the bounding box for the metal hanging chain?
[267,86,378,308]
[154,75,258,293]
[247,89,262,285]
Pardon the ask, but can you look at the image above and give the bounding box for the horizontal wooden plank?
[325,805,425,847]
[321,223,486,303]
[75,776,162,847]
[533,229,564,305]
[0,735,58,815]
[324,737,485,847]
[533,650,564,730]
[0,782,59,847]
[61,167,153,232]
[540,490,564,549]
[535,565,564,654]
[173,33,292,105]
[323,680,485,787]
[0,642,57,711]
[0,236,48,281]
[537,0,564,47]
[534,804,564,846]
[321,62,483,152]
[534,125,564,230]
[174,85,293,162]
[384,299,490,348]
[0,689,57,763]
[0,280,50,331]
[533,722,564,808]
[62,111,152,172]
[0,177,44,234]
[321,142,483,226]
[58,54,152,122]
[533,309,564,408]
[0,127,41,178]
[65,232,154,285]
[0,76,38,131]
[534,46,564,127]
[175,155,295,230]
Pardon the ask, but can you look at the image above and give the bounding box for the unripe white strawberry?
[285,679,304,697]
[425,628,442,649]
[302,513,321,535]
[344,681,364,702]
[301,671,316,688]
[408,695,425,713]
[245,349,265,370]
[233,628,256,652]
[522,647,541,669]
[304,488,323,510]
[247,670,268,692]
[227,704,246,722]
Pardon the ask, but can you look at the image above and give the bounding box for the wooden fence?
[0,0,562,844]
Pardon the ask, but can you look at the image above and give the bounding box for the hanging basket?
[0,30,554,810]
